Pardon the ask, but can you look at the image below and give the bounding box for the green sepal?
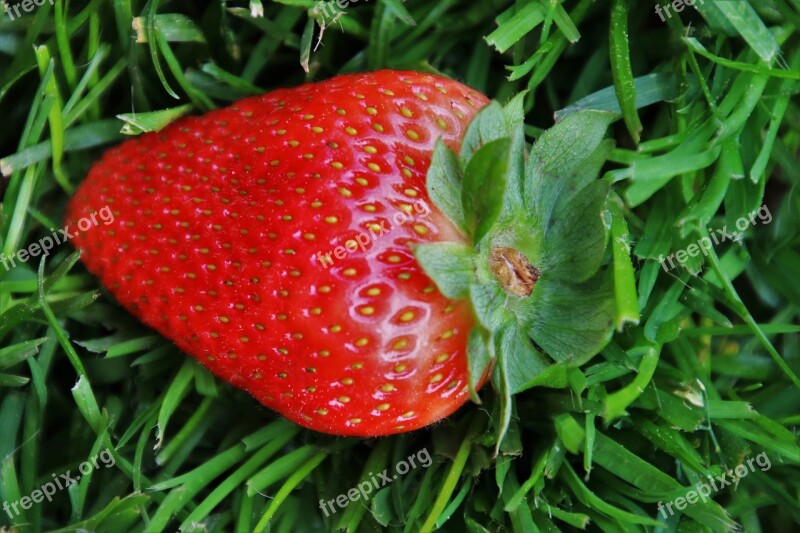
[495,321,552,395]
[490,336,513,456]
[413,242,475,300]
[500,91,528,214]
[427,139,466,232]
[539,179,611,283]
[466,327,492,403]
[426,96,527,240]
[521,267,615,365]
[525,110,616,216]
[459,100,506,161]
[468,281,512,333]
[515,361,573,392]
[462,137,511,243]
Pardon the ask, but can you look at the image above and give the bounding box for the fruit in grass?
[66,70,492,436]
[67,69,620,441]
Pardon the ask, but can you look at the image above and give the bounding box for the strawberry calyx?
[488,246,540,297]
[414,95,620,448]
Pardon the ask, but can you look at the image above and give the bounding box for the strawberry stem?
[488,246,540,297]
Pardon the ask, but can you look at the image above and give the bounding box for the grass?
[1,0,799,531]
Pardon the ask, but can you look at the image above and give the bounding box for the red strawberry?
[66,70,490,436]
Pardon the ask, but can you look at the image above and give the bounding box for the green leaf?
[592,432,736,529]
[690,0,738,35]
[383,0,417,26]
[459,101,506,161]
[0,119,124,177]
[548,1,581,44]
[525,110,615,218]
[48,494,151,533]
[607,195,640,329]
[684,38,799,80]
[696,0,780,64]
[427,139,466,232]
[367,1,394,70]
[71,375,104,434]
[539,180,610,282]
[200,63,263,96]
[0,374,30,387]
[500,91,528,214]
[469,280,512,333]
[553,414,585,454]
[106,335,163,358]
[525,268,615,364]
[490,348,513,455]
[467,327,492,402]
[334,439,392,530]
[370,488,394,526]
[133,14,207,43]
[496,322,551,395]
[555,72,688,120]
[516,360,572,391]
[150,443,250,531]
[602,345,660,420]
[299,14,315,74]
[609,0,642,143]
[139,2,180,100]
[413,242,475,300]
[155,361,196,449]
[254,451,328,529]
[246,445,318,496]
[0,338,47,370]
[0,291,98,342]
[117,104,193,135]
[559,462,663,526]
[462,137,510,243]
[485,3,545,54]
[42,250,83,293]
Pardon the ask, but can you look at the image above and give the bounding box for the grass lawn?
[1,0,799,531]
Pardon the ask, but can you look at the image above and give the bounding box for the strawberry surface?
[66,70,490,436]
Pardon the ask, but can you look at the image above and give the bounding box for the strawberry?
[66,70,492,436]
